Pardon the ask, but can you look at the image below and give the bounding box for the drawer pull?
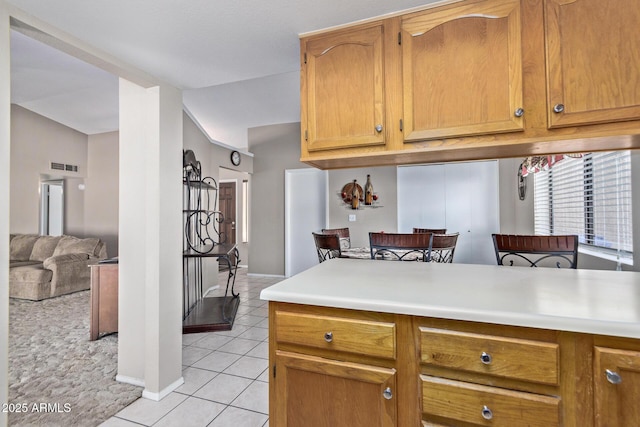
[606,369,622,384]
[480,352,492,365]
[481,405,493,420]
[383,387,393,400]
[324,331,333,343]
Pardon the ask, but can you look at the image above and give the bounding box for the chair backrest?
[369,232,433,262]
[321,227,351,249]
[492,234,579,269]
[430,233,459,263]
[413,227,447,235]
[313,232,342,263]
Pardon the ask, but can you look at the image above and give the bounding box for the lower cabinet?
[274,352,396,426]
[269,302,640,427]
[594,346,640,426]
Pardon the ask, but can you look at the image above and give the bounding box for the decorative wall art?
[339,174,381,210]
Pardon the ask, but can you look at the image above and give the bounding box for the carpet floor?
[9,290,142,426]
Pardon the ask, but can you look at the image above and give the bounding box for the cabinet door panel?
[594,346,640,426]
[545,0,640,128]
[303,25,385,152]
[402,0,524,142]
[275,351,396,427]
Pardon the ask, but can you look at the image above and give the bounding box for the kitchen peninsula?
[261,259,640,426]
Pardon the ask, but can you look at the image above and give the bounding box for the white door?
[40,180,64,236]
[397,161,499,265]
[285,169,328,277]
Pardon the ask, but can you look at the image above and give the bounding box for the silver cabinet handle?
[482,405,493,420]
[606,369,622,384]
[514,108,524,117]
[383,387,392,400]
[553,103,565,113]
[375,124,383,132]
[480,352,492,365]
[324,331,333,343]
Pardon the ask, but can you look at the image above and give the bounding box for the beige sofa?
[9,234,108,301]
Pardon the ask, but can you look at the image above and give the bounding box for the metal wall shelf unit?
[182,150,240,333]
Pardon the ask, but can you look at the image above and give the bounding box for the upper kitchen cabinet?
[545,0,640,128]
[401,0,524,142]
[301,22,390,153]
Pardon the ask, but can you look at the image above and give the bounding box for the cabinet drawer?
[422,375,560,427]
[275,311,396,360]
[420,327,558,385]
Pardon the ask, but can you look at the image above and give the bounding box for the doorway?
[40,179,64,236]
[219,181,236,269]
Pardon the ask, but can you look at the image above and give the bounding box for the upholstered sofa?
[9,234,108,301]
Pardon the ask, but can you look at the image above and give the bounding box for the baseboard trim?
[116,374,145,388]
[142,376,184,401]
[247,273,285,278]
[238,264,248,269]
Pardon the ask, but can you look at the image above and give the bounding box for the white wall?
[10,105,88,235]
[1,3,11,424]
[327,166,397,248]
[248,122,308,276]
[86,131,119,256]
[118,80,184,399]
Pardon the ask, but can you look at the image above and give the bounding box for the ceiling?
[8,0,439,150]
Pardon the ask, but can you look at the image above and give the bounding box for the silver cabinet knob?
[514,108,524,117]
[375,124,383,132]
[481,405,493,420]
[606,369,622,384]
[553,103,565,113]
[324,331,333,343]
[383,387,393,400]
[480,352,492,365]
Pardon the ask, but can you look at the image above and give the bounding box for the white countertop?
[260,259,640,339]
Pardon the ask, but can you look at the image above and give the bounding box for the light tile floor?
[100,268,282,427]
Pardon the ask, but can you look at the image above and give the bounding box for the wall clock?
[230,150,241,166]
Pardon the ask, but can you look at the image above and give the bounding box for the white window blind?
[533,151,633,259]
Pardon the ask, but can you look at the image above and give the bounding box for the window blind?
[533,151,633,258]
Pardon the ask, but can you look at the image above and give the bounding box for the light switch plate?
[348,214,356,222]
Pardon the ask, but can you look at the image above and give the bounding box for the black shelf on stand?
[182,150,240,333]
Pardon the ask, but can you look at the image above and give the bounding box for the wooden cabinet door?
[274,351,396,427]
[401,0,524,142]
[302,24,386,152]
[594,346,640,426]
[545,0,640,128]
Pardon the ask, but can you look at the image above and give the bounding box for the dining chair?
[369,232,433,262]
[321,227,351,250]
[413,227,447,235]
[313,232,344,263]
[492,234,579,269]
[430,233,460,263]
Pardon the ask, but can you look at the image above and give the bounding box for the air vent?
[50,162,79,173]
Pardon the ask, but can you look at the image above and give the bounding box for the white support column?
[0,2,11,426]
[117,78,183,398]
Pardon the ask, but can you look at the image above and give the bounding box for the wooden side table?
[89,262,118,340]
